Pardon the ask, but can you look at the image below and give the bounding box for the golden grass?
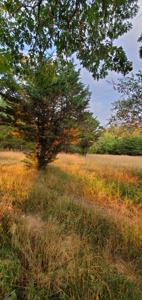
[0,151,142,224]
[0,157,36,218]
[55,154,142,215]
[88,154,142,171]
[12,217,84,293]
[0,151,25,163]
[0,151,142,299]
[56,153,142,181]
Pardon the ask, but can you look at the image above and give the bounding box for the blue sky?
[80,0,142,126]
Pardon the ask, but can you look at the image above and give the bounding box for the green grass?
[94,175,142,205]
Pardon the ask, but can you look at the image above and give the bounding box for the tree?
[109,72,142,129]
[0,59,90,169]
[62,112,102,155]
[78,112,103,155]
[0,0,139,79]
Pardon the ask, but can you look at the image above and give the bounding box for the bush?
[90,132,117,154]
[116,136,142,155]
[90,133,142,155]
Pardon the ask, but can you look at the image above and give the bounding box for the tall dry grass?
[0,152,142,299]
[55,154,142,214]
[0,154,36,218]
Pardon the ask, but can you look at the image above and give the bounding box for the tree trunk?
[36,120,47,170]
[37,144,47,169]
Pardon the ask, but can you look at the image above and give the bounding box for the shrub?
[90,134,142,155]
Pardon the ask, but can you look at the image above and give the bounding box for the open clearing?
[0,152,142,300]
[0,151,142,170]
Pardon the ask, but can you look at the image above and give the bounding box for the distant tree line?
[90,130,142,155]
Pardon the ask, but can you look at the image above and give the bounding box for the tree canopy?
[0,0,139,79]
[109,72,142,129]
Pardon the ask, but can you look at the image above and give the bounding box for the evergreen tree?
[0,58,90,168]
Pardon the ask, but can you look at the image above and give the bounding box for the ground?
[0,151,142,300]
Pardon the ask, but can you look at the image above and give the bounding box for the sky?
[80,0,142,126]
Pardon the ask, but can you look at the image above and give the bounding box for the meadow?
[0,151,142,300]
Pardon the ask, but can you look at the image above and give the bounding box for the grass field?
[0,151,142,300]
